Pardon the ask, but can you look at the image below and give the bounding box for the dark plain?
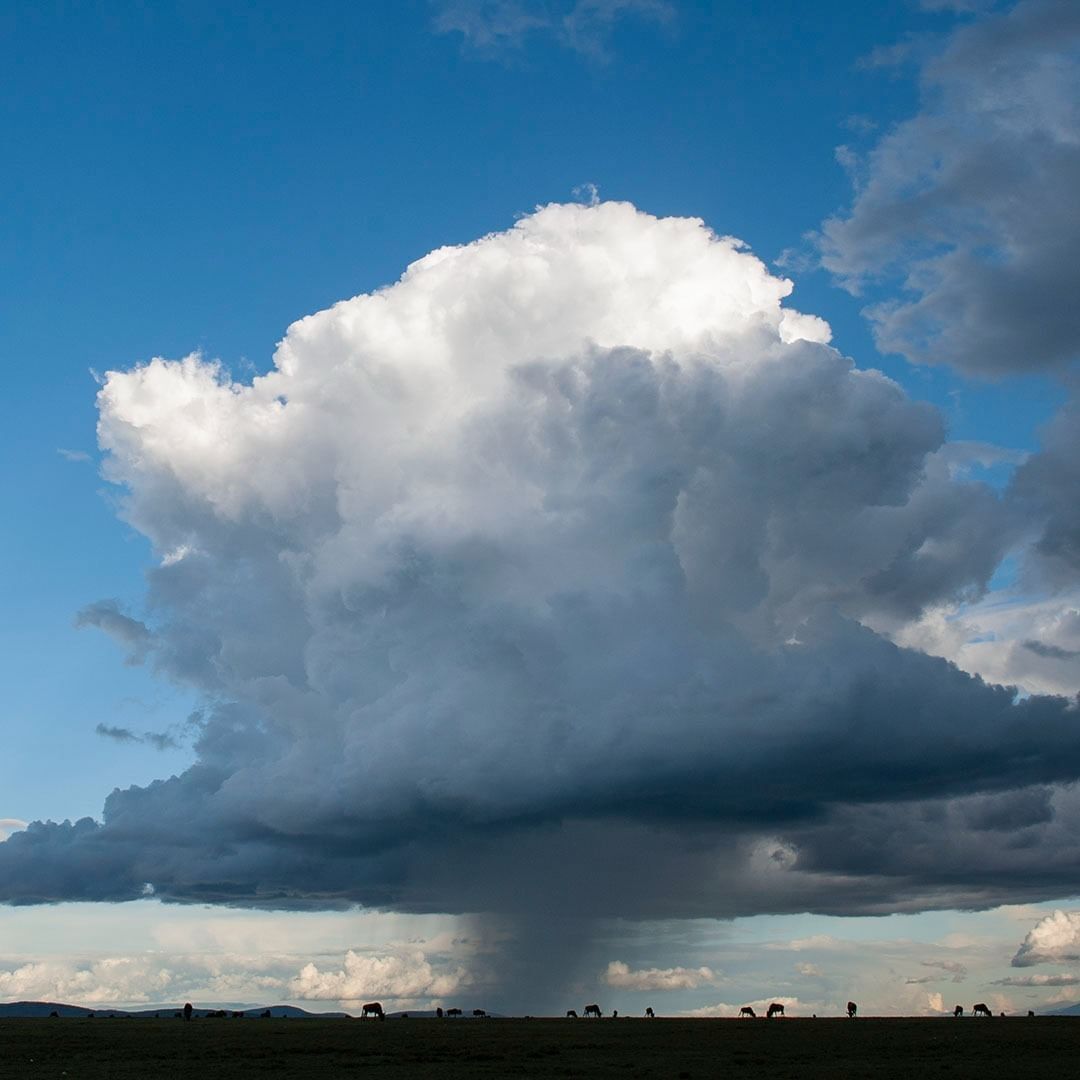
[0,1016,1073,1079]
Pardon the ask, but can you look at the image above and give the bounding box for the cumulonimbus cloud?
[1,201,1078,926]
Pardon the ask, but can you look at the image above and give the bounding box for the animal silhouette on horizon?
[446,1008,462,1017]
[361,1002,384,1020]
[584,1003,602,1018]
[953,1005,963,1018]
[766,1003,785,1018]
[972,1003,992,1018]
[566,1009,577,1018]
[183,1003,193,1022]
[739,1006,756,1018]
[472,1009,487,1018]
[645,1007,655,1018]
[847,1001,857,1019]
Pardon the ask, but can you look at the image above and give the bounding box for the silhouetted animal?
[566,1010,577,1018]
[953,1005,963,1018]
[584,1004,602,1018]
[446,1008,462,1017]
[473,1009,487,1018]
[49,1010,59,1018]
[645,1007,655,1018]
[972,1003,992,1018]
[183,1003,193,1022]
[1028,1010,1035,1017]
[361,1002,385,1020]
[436,1007,443,1018]
[739,1006,756,1018]
[767,1003,785,1018]
[847,1001,857,1019]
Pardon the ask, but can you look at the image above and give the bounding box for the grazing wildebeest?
[584,1003,602,1018]
[739,1006,756,1018]
[436,1007,443,1018]
[473,1009,487,1018]
[847,1001,857,1019]
[566,1010,578,1018]
[1028,1010,1035,1017]
[183,1003,193,1022]
[953,1005,963,1018]
[446,1008,462,1017]
[972,1003,992,1017]
[361,1002,385,1020]
[645,1007,655,1018]
[766,1003,785,1018]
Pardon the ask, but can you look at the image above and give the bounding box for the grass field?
[0,1016,1074,1079]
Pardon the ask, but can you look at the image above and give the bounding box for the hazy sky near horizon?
[2,0,1080,1016]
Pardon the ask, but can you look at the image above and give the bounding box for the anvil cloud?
[2,201,1078,920]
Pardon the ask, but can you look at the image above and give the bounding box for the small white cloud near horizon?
[1013,910,1080,967]
[290,949,470,1003]
[604,960,717,991]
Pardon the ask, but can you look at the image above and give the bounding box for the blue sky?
[2,0,1080,1015]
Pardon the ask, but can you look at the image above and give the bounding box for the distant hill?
[0,1001,349,1019]
[1046,1002,1080,1017]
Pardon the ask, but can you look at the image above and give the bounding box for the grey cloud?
[1011,393,1080,581]
[995,973,1080,986]
[75,600,153,666]
[95,724,141,744]
[95,723,180,751]
[817,0,1080,377]
[1023,640,1079,661]
[3,202,1078,942]
[920,959,967,982]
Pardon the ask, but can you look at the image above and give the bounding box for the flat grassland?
[0,1016,1074,1080]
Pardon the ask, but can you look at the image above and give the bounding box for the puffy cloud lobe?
[817,0,1080,377]
[1,201,1076,923]
[290,949,468,1002]
[604,961,715,991]
[1012,910,1080,966]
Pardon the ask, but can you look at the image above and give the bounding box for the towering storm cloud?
[2,202,1078,923]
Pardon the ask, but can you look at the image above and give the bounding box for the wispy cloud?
[95,723,180,751]
[56,448,91,463]
[431,0,673,59]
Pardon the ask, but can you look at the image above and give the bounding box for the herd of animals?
[353,1000,1036,1020]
